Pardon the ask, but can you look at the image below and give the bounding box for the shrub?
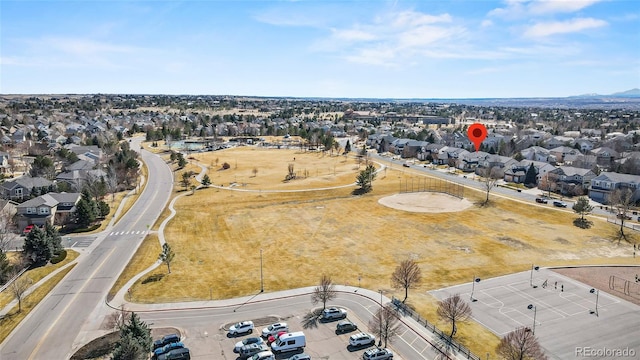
[222,162,230,170]
[50,249,67,264]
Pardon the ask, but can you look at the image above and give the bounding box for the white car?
[250,350,276,360]
[362,348,393,360]
[349,332,376,347]
[229,321,255,336]
[261,322,289,338]
[321,307,347,320]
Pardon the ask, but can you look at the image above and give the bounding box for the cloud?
[331,28,377,42]
[524,17,607,38]
[481,19,494,27]
[529,0,603,15]
[489,0,603,18]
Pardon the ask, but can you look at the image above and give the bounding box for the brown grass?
[107,233,162,301]
[0,264,76,344]
[0,250,79,310]
[125,148,634,357]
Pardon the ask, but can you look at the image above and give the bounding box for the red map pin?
[468,123,487,152]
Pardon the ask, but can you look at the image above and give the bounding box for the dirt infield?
[377,192,474,213]
[553,266,640,306]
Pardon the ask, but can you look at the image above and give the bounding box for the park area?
[121,145,639,356]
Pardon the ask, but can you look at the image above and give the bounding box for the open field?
[125,147,637,357]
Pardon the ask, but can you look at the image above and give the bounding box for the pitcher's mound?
[378,192,473,213]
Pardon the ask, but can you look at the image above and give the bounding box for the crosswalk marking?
[108,230,149,236]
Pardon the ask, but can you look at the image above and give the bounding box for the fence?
[606,217,640,232]
[0,267,28,293]
[609,275,640,299]
[398,178,465,199]
[392,297,481,360]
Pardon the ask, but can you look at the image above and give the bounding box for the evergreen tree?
[43,223,62,254]
[23,226,54,265]
[344,140,351,154]
[355,164,377,193]
[201,174,211,187]
[524,163,537,186]
[75,191,96,228]
[112,312,152,360]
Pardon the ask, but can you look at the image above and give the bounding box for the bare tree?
[368,304,400,348]
[106,305,131,331]
[391,259,422,303]
[9,269,32,313]
[252,167,258,177]
[496,327,548,360]
[311,274,336,310]
[106,164,119,202]
[0,207,16,251]
[437,293,472,338]
[158,243,175,274]
[481,166,502,205]
[286,163,296,181]
[609,188,635,242]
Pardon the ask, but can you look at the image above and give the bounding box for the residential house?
[0,176,54,202]
[389,138,412,156]
[458,151,489,172]
[520,146,550,162]
[479,155,517,173]
[589,172,640,204]
[504,160,553,184]
[0,152,10,174]
[548,166,596,195]
[435,147,469,166]
[549,146,581,164]
[545,136,575,149]
[15,192,81,231]
[590,147,618,171]
[402,140,430,159]
[56,169,107,191]
[575,139,594,153]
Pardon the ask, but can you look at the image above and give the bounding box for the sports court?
[430,268,640,359]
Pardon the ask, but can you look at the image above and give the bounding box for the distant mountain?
[569,88,640,98]
[610,88,640,97]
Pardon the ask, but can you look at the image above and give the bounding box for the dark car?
[153,342,184,359]
[157,347,190,360]
[336,320,358,334]
[153,334,181,350]
[535,197,548,204]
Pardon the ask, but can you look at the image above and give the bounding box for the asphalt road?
[0,138,174,360]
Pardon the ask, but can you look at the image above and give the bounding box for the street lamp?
[470,277,481,302]
[530,265,540,288]
[378,289,383,347]
[527,304,537,334]
[590,288,599,316]
[260,249,264,292]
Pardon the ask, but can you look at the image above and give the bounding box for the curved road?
[0,138,174,360]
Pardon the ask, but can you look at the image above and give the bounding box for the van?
[270,331,306,354]
[157,347,190,360]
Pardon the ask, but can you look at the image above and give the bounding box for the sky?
[1,0,639,98]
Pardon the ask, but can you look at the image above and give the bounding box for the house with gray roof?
[589,172,640,204]
[56,169,107,191]
[15,192,81,231]
[0,176,54,202]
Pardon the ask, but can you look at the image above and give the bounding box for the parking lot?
[217,312,400,360]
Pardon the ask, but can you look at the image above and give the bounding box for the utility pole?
[260,249,264,292]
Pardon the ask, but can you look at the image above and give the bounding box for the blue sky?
[1,0,638,98]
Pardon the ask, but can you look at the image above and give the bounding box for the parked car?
[402,163,410,167]
[261,322,288,338]
[22,224,34,235]
[234,337,264,353]
[249,350,276,360]
[362,348,393,360]
[153,334,181,350]
[238,344,270,359]
[157,347,191,360]
[229,321,254,336]
[553,201,568,208]
[321,307,347,320]
[336,320,358,334]
[617,213,632,220]
[287,353,311,360]
[349,332,376,347]
[153,342,184,359]
[535,197,548,204]
[267,331,287,345]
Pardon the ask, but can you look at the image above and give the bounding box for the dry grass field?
[125,146,637,356]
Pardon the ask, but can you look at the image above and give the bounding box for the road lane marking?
[28,247,116,360]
